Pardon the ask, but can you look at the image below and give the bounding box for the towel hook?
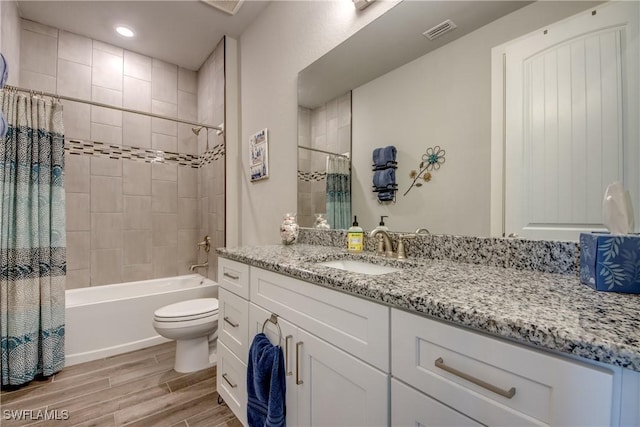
[262,313,283,344]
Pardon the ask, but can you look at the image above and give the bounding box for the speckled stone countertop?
[217,244,640,372]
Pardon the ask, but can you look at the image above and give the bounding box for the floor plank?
[0,342,239,427]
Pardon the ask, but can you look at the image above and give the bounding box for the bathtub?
[65,274,218,366]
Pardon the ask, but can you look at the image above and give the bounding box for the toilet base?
[174,336,215,373]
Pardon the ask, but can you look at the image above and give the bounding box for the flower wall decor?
[403,146,446,196]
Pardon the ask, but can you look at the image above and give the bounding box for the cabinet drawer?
[392,308,615,426]
[217,341,247,426]
[218,258,250,299]
[250,266,389,371]
[218,287,249,364]
[391,379,481,427]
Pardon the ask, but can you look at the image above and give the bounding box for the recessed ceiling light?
[115,26,135,38]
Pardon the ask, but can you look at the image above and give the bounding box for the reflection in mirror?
[297,92,352,228]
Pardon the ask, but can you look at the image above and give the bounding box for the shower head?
[192,126,204,135]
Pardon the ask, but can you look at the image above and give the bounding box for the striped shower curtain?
[0,91,66,386]
[326,156,351,230]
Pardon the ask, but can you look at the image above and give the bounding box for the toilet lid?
[154,298,219,320]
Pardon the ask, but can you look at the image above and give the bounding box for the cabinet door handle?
[223,272,239,280]
[285,335,293,376]
[296,341,304,385]
[223,316,238,328]
[435,357,516,399]
[222,373,237,388]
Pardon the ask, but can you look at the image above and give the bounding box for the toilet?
[153,298,219,373]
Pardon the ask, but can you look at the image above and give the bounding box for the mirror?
[297,0,618,237]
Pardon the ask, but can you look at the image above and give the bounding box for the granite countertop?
[217,244,640,372]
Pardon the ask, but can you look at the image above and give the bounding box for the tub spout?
[189,261,209,272]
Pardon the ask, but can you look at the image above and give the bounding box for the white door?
[296,328,388,427]
[504,1,639,240]
[249,303,299,427]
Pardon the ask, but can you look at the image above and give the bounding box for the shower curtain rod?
[297,145,350,159]
[3,84,222,132]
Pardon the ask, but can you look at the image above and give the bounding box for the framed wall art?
[250,128,269,182]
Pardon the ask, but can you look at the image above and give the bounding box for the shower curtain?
[326,155,351,230]
[0,91,66,386]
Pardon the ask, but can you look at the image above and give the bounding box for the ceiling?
[16,0,270,70]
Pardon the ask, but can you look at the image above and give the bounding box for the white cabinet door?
[391,378,482,427]
[249,303,299,427]
[504,1,639,240]
[296,328,388,427]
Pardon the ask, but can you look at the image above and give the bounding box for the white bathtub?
[65,274,218,366]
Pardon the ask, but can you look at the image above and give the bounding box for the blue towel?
[377,190,395,202]
[0,113,7,139]
[373,168,395,189]
[372,145,397,169]
[247,333,286,427]
[0,53,8,88]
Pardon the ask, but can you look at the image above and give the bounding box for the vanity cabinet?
[391,308,616,426]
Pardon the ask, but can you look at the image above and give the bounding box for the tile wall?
[19,20,225,288]
[297,92,351,227]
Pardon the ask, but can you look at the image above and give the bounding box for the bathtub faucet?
[189,261,209,272]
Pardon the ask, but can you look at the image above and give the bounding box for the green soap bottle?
[347,216,364,253]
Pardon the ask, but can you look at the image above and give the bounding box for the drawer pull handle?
[434,357,516,399]
[285,335,293,376]
[223,316,239,328]
[222,373,238,388]
[296,341,304,385]
[223,272,240,280]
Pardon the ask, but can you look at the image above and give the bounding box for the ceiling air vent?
[200,0,244,16]
[422,19,457,40]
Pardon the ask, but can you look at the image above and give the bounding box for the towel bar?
[262,313,283,344]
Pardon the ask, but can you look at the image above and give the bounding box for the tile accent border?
[65,138,225,168]
[298,170,327,182]
[297,228,580,275]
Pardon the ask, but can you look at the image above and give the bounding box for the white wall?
[1,0,21,86]
[238,0,398,246]
[351,1,600,236]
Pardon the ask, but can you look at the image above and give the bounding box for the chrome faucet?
[189,261,209,272]
[369,229,394,258]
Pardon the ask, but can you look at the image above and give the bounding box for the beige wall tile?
[63,100,91,140]
[178,68,197,94]
[67,231,90,270]
[177,91,197,121]
[57,60,91,99]
[152,134,177,153]
[152,214,177,246]
[123,113,151,149]
[123,161,151,195]
[123,76,151,113]
[124,50,151,81]
[91,123,122,145]
[19,70,57,93]
[93,40,123,57]
[152,64,178,104]
[65,155,90,193]
[58,30,92,66]
[92,49,123,91]
[122,264,153,282]
[152,163,177,182]
[91,105,122,127]
[66,192,90,231]
[177,124,198,156]
[123,230,152,265]
[91,213,123,249]
[91,176,123,212]
[152,180,177,213]
[91,85,122,107]
[178,197,198,230]
[22,19,58,37]
[178,167,197,198]
[20,28,57,75]
[151,100,177,136]
[152,246,178,278]
[91,249,122,286]
[66,269,90,289]
[91,157,122,177]
[177,229,199,263]
[123,196,152,230]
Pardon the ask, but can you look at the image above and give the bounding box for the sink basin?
[317,259,400,275]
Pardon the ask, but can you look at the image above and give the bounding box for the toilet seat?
[154,298,219,322]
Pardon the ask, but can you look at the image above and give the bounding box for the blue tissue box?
[579,233,640,293]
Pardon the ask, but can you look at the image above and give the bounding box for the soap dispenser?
[347,216,364,253]
[374,216,389,232]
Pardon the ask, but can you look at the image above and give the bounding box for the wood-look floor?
[0,342,241,427]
